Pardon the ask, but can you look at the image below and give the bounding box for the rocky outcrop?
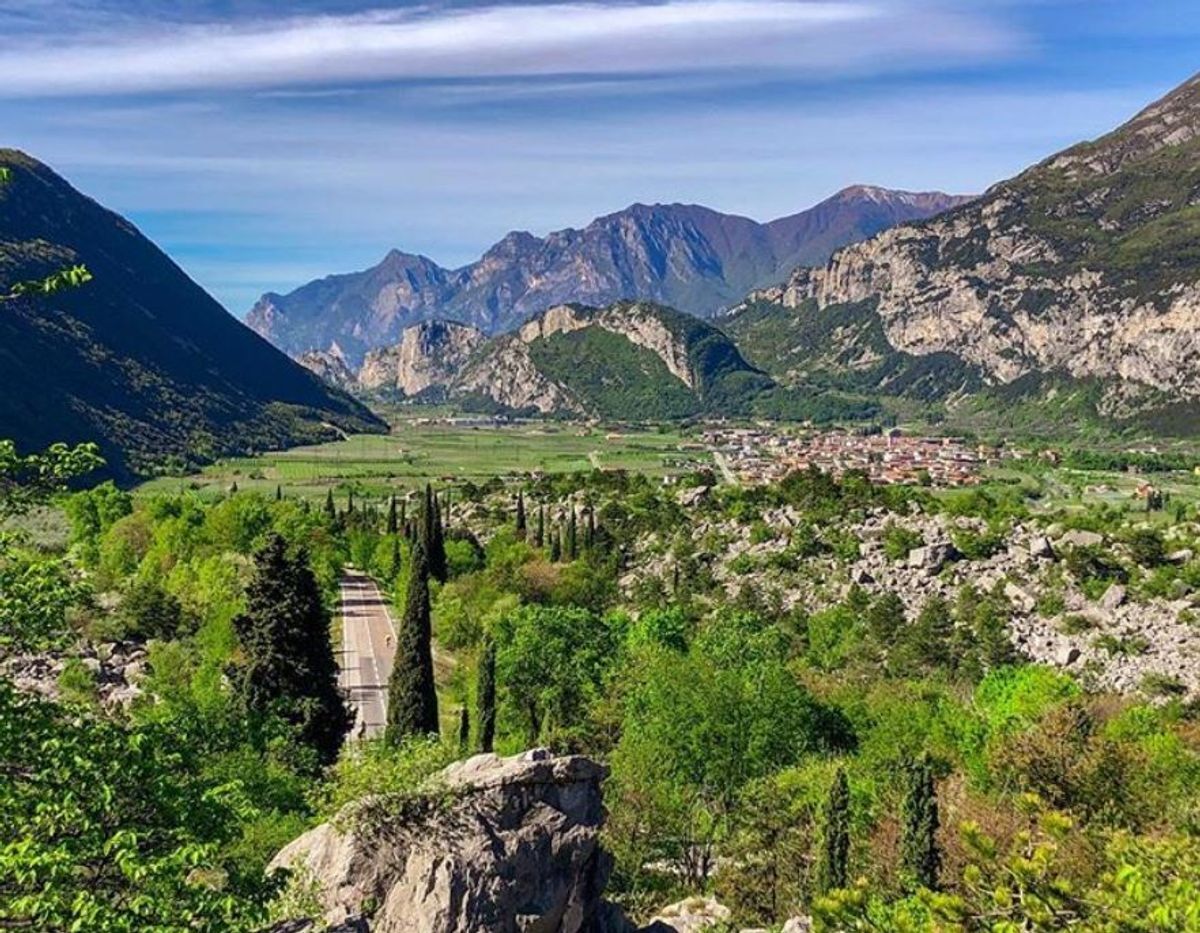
[269,749,625,933]
[358,321,486,396]
[1,641,146,708]
[245,189,966,362]
[298,346,358,391]
[744,72,1200,415]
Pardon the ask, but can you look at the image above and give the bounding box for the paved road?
[337,570,397,740]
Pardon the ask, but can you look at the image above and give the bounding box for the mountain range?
[246,186,970,365]
[0,150,383,479]
[724,69,1200,432]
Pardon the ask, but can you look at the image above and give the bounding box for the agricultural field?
[135,419,708,501]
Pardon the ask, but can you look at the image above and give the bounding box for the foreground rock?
[270,749,627,933]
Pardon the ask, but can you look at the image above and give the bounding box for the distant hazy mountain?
[728,70,1200,431]
[246,187,970,365]
[0,150,383,478]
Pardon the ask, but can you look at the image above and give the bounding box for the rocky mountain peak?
[246,188,962,358]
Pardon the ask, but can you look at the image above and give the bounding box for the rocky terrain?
[246,188,967,364]
[306,301,773,418]
[0,150,383,479]
[1,640,146,708]
[270,748,629,933]
[626,492,1200,699]
[735,72,1200,423]
[357,321,486,396]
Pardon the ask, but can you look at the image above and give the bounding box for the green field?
[136,420,709,500]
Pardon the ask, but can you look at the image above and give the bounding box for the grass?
[136,418,708,501]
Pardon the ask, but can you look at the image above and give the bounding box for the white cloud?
[0,0,1020,96]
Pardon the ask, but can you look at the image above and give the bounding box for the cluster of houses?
[700,427,998,486]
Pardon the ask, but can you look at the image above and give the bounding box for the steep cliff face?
[246,189,967,363]
[450,302,769,417]
[297,346,358,391]
[754,72,1200,416]
[358,320,486,396]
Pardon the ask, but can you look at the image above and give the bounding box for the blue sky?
[2,1,1198,314]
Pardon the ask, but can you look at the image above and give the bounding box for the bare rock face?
[269,749,623,933]
[745,71,1200,414]
[297,345,358,391]
[359,321,486,396]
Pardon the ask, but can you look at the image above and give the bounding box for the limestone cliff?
[269,749,628,933]
[745,71,1200,419]
[358,321,486,396]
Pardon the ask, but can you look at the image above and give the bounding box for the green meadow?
[136,419,709,500]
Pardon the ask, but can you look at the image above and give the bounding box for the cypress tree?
[229,481,238,495]
[458,706,470,755]
[385,541,439,743]
[567,509,578,560]
[901,754,941,891]
[387,495,398,534]
[515,491,527,537]
[324,488,336,520]
[585,505,596,549]
[275,484,283,502]
[232,534,351,766]
[535,504,545,548]
[549,528,562,562]
[400,497,407,529]
[428,491,447,583]
[819,768,851,893]
[390,535,402,581]
[347,489,355,514]
[476,637,497,753]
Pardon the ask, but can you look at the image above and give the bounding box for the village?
[699,426,1000,486]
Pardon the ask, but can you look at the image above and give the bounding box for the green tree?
[535,504,545,548]
[549,528,562,562]
[231,534,350,766]
[567,508,578,560]
[0,681,269,931]
[476,636,497,753]
[387,494,398,534]
[819,768,851,894]
[323,488,336,521]
[901,753,941,892]
[515,491,527,537]
[386,541,439,743]
[458,706,470,755]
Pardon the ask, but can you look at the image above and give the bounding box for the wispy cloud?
[0,1,1021,96]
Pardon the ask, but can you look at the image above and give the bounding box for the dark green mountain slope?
[0,150,383,478]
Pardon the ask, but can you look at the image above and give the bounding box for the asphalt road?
[337,570,397,740]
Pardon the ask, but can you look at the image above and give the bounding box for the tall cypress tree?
[232,534,351,766]
[324,488,336,520]
[390,535,402,582]
[549,528,562,562]
[428,490,447,583]
[385,541,439,743]
[585,505,596,550]
[515,491,527,537]
[400,497,407,529]
[347,489,355,514]
[476,637,496,753]
[387,495,398,534]
[566,508,578,560]
[275,484,283,502]
[819,768,851,893]
[901,754,941,891]
[458,706,470,755]
[535,504,545,549]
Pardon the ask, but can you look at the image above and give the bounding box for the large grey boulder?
[270,749,624,933]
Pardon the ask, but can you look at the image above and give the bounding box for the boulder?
[781,919,814,933]
[1059,529,1103,549]
[1029,536,1055,560]
[645,897,732,933]
[1100,584,1128,610]
[269,749,619,933]
[1167,549,1195,565]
